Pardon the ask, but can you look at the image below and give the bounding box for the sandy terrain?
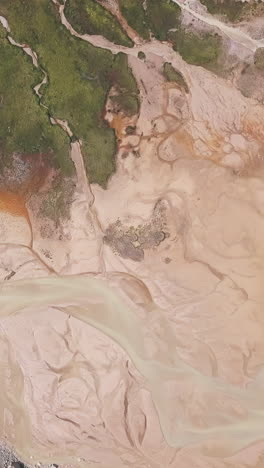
[1,1,264,467]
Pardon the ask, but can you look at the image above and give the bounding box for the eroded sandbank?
[0,275,264,466]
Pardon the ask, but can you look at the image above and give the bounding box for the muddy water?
[0,275,264,466]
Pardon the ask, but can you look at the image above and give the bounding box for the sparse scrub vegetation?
[146,0,181,41]
[119,0,150,39]
[163,62,189,93]
[170,30,222,67]
[200,0,264,23]
[64,0,133,46]
[110,53,140,116]
[254,48,264,70]
[200,0,246,22]
[40,174,75,224]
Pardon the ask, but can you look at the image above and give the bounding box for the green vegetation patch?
[170,30,222,67]
[110,53,139,115]
[1,0,139,188]
[146,0,181,41]
[163,62,189,93]
[201,0,256,23]
[119,0,150,40]
[64,0,133,47]
[110,94,139,116]
[83,127,116,187]
[0,25,71,177]
[254,48,264,70]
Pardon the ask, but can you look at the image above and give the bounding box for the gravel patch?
[0,442,59,468]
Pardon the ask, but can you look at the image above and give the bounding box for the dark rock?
[138,51,146,60]
[164,257,172,264]
[12,462,25,468]
[125,125,136,135]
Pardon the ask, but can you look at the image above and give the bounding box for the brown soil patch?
[0,191,29,218]
[242,118,264,142]
[109,113,131,140]
[0,190,32,243]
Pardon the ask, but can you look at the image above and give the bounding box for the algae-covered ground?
[0,0,139,188]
